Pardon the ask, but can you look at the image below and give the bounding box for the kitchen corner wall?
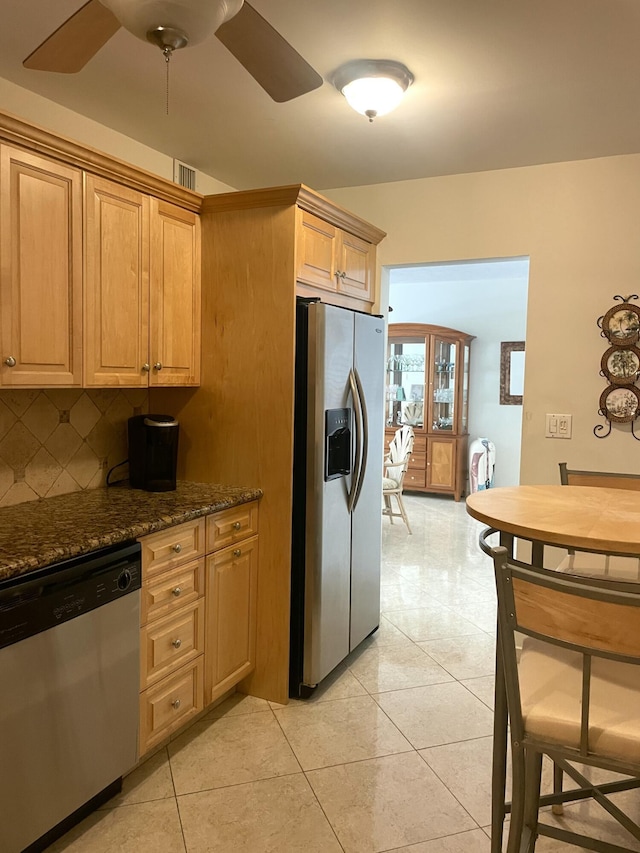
[326,152,640,486]
[0,389,148,506]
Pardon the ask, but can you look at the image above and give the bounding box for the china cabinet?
[385,323,474,501]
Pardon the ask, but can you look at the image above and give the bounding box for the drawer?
[139,656,204,756]
[411,434,427,452]
[141,599,205,689]
[140,518,205,578]
[408,451,426,470]
[206,501,259,552]
[405,469,426,488]
[141,558,205,625]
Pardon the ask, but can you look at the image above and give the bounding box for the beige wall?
[326,156,640,485]
[0,77,235,194]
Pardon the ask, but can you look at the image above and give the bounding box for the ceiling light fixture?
[333,59,414,122]
[100,0,244,48]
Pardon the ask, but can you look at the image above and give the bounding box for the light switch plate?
[545,413,572,438]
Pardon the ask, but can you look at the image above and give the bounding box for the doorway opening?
[385,257,530,488]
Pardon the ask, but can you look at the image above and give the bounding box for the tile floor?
[49,494,639,852]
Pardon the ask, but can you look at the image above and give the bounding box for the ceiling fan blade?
[23,0,121,73]
[215,2,323,103]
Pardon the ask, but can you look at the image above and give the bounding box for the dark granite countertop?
[0,481,262,582]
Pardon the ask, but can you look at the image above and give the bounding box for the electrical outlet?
[545,413,572,439]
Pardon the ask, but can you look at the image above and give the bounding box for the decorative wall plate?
[599,384,640,423]
[601,345,640,384]
[601,302,640,346]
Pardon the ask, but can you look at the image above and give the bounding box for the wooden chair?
[383,425,414,534]
[490,543,640,853]
[559,461,640,491]
[558,463,640,579]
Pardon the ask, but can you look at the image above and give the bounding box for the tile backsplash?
[0,388,149,506]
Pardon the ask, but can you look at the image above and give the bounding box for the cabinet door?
[84,176,149,386]
[427,437,456,490]
[205,536,258,705]
[0,146,82,386]
[337,231,374,302]
[385,335,426,430]
[149,199,201,386]
[296,209,338,291]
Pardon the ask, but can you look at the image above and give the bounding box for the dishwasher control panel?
[0,541,141,650]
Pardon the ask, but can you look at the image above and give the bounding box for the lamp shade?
[333,59,414,121]
[101,0,243,45]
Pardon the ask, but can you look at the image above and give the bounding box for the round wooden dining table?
[466,483,640,557]
[465,483,640,853]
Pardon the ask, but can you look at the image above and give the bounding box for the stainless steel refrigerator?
[290,298,384,697]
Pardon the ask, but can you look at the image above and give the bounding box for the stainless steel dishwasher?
[0,541,141,853]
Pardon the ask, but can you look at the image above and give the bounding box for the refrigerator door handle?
[348,367,368,513]
[347,368,362,513]
[352,367,369,512]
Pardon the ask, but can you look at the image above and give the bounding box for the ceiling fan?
[23,0,323,103]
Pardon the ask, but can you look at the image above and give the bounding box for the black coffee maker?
[128,414,179,491]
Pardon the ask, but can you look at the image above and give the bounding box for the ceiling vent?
[173,159,197,191]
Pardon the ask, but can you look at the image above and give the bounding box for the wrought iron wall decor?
[595,294,640,439]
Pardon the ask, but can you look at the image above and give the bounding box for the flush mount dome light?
[333,59,414,122]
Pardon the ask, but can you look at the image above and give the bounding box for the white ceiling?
[1,0,640,191]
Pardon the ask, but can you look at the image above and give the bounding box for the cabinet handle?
[154,362,163,371]
[233,549,242,558]
[232,521,242,531]
[172,543,182,553]
[339,271,347,279]
[172,586,182,597]
[172,638,182,649]
[142,363,150,372]
[3,357,16,367]
[171,698,181,710]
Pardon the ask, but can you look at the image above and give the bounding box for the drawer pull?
[172,586,182,597]
[4,356,16,367]
[233,549,242,558]
[171,698,181,710]
[232,521,242,531]
[172,638,182,649]
[172,543,182,553]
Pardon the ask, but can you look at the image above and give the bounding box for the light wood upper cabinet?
[149,199,201,386]
[337,230,374,301]
[0,145,83,386]
[296,209,338,292]
[295,208,375,304]
[85,179,201,388]
[84,175,150,387]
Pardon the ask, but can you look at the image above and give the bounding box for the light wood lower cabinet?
[205,536,258,706]
[139,657,204,754]
[138,501,260,757]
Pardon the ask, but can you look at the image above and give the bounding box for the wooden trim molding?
[202,183,387,245]
[0,107,202,212]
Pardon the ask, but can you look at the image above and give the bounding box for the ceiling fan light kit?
[101,0,243,47]
[333,59,414,121]
[23,0,322,103]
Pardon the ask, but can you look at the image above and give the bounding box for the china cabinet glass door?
[385,337,426,428]
[430,336,458,432]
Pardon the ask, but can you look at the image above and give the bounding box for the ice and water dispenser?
[325,408,351,481]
